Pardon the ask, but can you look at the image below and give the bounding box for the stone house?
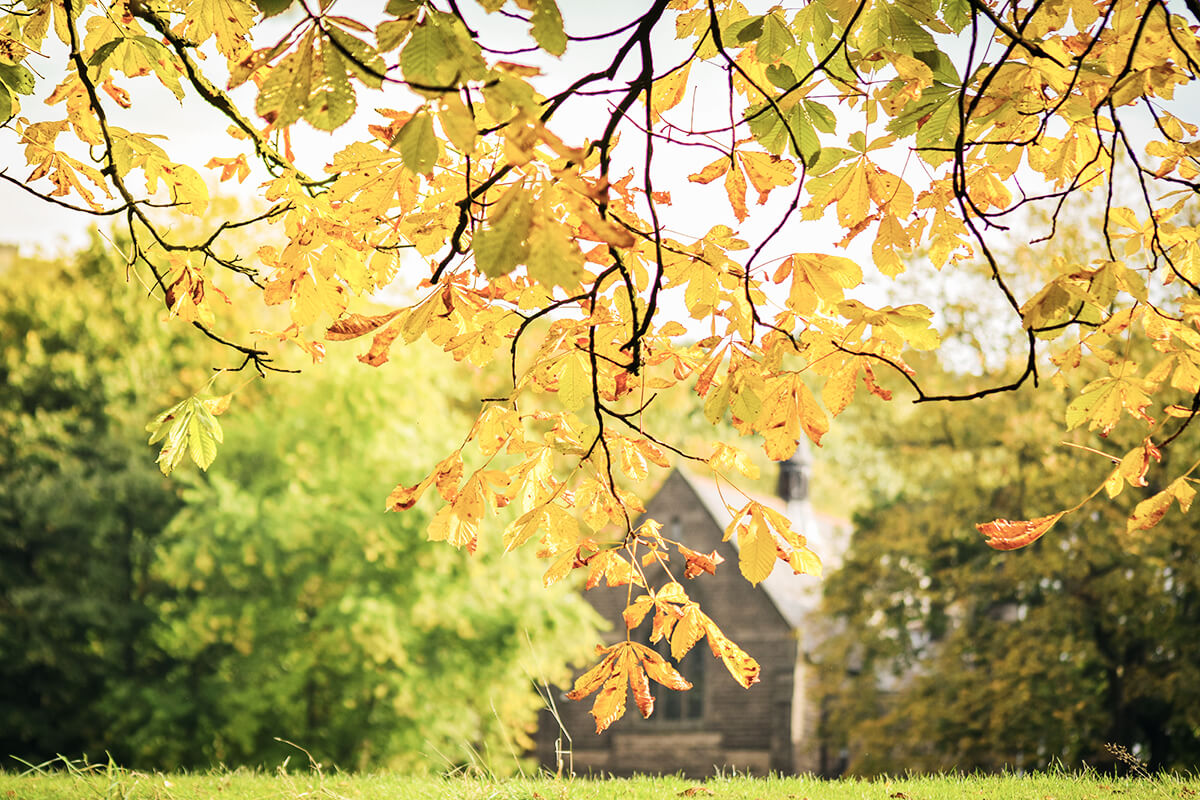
[536,446,851,777]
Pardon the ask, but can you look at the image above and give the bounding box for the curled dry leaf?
[325,310,402,341]
[977,512,1066,550]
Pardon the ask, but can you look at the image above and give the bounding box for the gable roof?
[672,468,851,644]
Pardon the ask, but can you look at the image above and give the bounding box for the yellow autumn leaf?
[180,0,256,60]
[736,518,777,586]
[616,436,649,481]
[688,156,730,184]
[557,350,591,411]
[738,150,796,204]
[649,61,691,121]
[822,359,859,418]
[724,157,748,222]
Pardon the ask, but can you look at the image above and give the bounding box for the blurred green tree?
[0,240,198,765]
[139,352,601,771]
[818,361,1200,774]
[0,242,599,771]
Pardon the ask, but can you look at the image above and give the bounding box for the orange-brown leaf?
[589,674,628,734]
[628,659,655,719]
[636,642,693,691]
[1128,490,1173,532]
[679,544,724,579]
[1125,476,1193,533]
[694,344,728,397]
[622,594,654,629]
[862,362,893,401]
[356,320,403,367]
[386,476,431,511]
[669,606,706,660]
[977,512,1065,550]
[432,452,464,502]
[566,643,620,701]
[738,150,796,204]
[325,310,402,341]
[702,614,760,688]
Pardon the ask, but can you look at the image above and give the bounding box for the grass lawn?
[1,761,1197,800]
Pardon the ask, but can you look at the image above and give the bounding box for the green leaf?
[916,48,960,84]
[387,0,423,14]
[726,16,763,44]
[482,74,538,119]
[327,25,386,89]
[377,18,415,52]
[789,106,821,165]
[252,0,294,16]
[528,217,584,288]
[473,185,533,278]
[803,100,837,134]
[751,103,822,165]
[530,0,567,56]
[441,16,488,82]
[857,3,936,56]
[401,20,449,88]
[147,396,223,474]
[765,63,796,90]
[186,401,219,471]
[0,62,34,96]
[438,94,477,153]
[255,33,315,128]
[746,103,789,154]
[146,399,188,445]
[88,38,123,67]
[755,13,795,63]
[0,84,11,121]
[808,146,853,177]
[915,88,960,162]
[394,111,439,175]
[305,45,356,131]
[941,0,971,33]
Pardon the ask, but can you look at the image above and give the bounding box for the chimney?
[778,440,821,553]
[776,438,812,504]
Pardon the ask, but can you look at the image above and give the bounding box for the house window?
[653,638,704,721]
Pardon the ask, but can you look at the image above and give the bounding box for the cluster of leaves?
[3,0,1200,728]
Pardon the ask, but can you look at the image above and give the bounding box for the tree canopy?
[0,241,195,765]
[3,0,1200,729]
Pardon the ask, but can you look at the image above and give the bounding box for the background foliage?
[819,349,1200,774]
[0,241,196,764]
[0,242,599,772]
